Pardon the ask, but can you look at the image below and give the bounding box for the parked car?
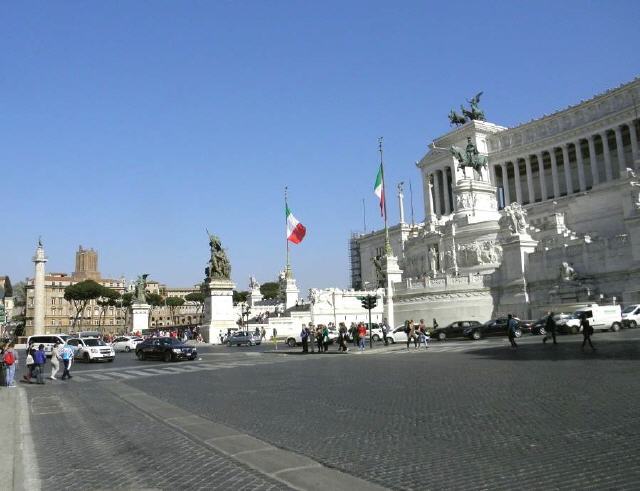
[517,319,535,334]
[431,320,482,341]
[66,337,115,362]
[464,318,522,340]
[26,334,72,358]
[285,327,339,347]
[227,331,261,347]
[364,325,385,341]
[386,325,408,344]
[530,317,549,335]
[559,304,622,334]
[621,304,640,328]
[111,336,143,352]
[136,337,197,362]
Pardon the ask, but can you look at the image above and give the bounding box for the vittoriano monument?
[202,232,235,344]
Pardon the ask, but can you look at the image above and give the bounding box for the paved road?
[23,329,640,490]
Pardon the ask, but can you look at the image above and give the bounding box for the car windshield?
[60,335,71,341]
[84,339,106,347]
[622,306,637,314]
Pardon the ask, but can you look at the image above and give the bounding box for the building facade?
[351,78,640,326]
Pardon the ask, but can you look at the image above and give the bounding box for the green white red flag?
[286,205,306,244]
[374,163,385,217]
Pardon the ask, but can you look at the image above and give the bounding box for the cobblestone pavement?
[25,329,640,490]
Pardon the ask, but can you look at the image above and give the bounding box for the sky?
[2,1,640,294]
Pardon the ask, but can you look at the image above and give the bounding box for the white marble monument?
[32,239,47,335]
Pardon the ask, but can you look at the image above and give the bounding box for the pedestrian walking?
[260,327,266,341]
[542,311,558,345]
[301,325,309,353]
[357,323,367,351]
[581,313,595,351]
[382,318,390,346]
[322,325,329,352]
[23,344,35,383]
[2,342,17,388]
[418,320,429,349]
[338,323,349,352]
[33,344,47,384]
[351,322,359,348]
[50,340,62,380]
[507,314,518,348]
[432,318,439,330]
[61,343,75,380]
[316,326,323,353]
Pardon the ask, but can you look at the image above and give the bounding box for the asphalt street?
[22,329,640,490]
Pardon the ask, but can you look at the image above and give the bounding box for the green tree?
[64,280,105,330]
[96,287,120,332]
[185,291,205,322]
[165,296,185,325]
[146,292,164,327]
[260,282,280,300]
[233,290,249,305]
[12,281,26,308]
[116,292,134,330]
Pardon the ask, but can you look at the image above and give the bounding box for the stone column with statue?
[131,274,151,333]
[201,232,236,344]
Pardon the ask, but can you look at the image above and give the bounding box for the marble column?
[537,153,547,201]
[442,168,451,215]
[601,131,613,181]
[562,144,573,195]
[500,162,510,206]
[614,125,627,176]
[33,241,47,335]
[575,140,586,191]
[433,170,442,216]
[549,148,560,198]
[423,173,434,222]
[525,155,535,204]
[489,163,497,186]
[588,135,600,186]
[513,159,522,204]
[629,120,639,166]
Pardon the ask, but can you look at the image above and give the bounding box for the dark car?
[136,337,197,362]
[530,317,548,335]
[227,331,261,347]
[464,318,522,340]
[431,320,482,341]
[518,319,535,334]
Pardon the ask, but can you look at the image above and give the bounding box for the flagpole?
[379,137,391,255]
[285,186,291,278]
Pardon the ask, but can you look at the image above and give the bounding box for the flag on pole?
[374,163,385,217]
[286,205,306,244]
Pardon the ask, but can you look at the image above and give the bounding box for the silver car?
[227,331,261,346]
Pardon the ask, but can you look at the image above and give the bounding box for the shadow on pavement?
[469,338,640,361]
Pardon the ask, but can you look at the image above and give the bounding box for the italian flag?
[286,205,306,244]
[374,164,385,217]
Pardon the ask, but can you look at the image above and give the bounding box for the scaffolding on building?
[348,232,363,289]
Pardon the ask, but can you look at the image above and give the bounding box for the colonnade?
[491,119,639,207]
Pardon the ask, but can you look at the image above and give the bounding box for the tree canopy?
[260,282,280,300]
[64,280,106,329]
[233,290,248,304]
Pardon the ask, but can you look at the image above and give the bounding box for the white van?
[26,334,72,357]
[563,304,622,333]
[621,304,640,328]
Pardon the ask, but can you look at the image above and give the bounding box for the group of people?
[402,319,431,349]
[1,340,76,387]
[152,326,203,343]
[539,311,595,350]
[300,324,333,353]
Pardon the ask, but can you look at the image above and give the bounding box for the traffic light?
[360,295,377,310]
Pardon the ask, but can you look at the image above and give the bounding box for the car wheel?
[611,322,621,332]
[372,334,380,341]
[438,332,446,341]
[163,351,172,362]
[247,340,253,346]
[538,327,546,336]
[629,320,637,328]
[124,346,131,352]
[514,329,522,338]
[83,352,90,363]
[137,351,145,361]
[108,358,114,363]
[286,338,296,348]
[472,331,481,340]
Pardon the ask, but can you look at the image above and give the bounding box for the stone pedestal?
[202,279,236,344]
[131,303,151,333]
[382,255,403,330]
[453,178,500,226]
[497,233,538,318]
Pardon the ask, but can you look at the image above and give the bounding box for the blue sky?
[2,1,639,293]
